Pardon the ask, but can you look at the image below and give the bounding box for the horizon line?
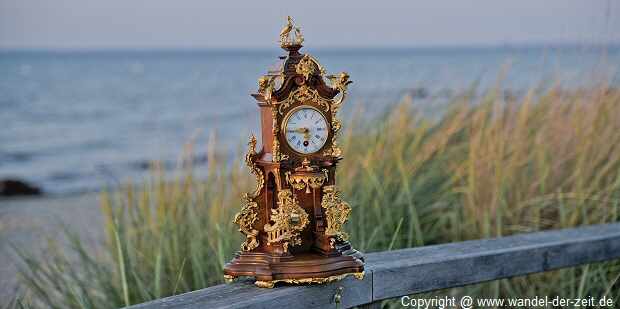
[1,42,619,54]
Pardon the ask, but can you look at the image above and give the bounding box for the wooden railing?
[126,222,620,309]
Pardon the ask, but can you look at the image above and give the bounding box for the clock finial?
[278,15,304,47]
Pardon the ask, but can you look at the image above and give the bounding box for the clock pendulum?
[223,16,364,288]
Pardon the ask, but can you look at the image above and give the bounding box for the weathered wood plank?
[125,272,372,309]
[125,222,620,309]
[366,222,620,301]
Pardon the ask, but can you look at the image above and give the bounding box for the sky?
[0,0,618,51]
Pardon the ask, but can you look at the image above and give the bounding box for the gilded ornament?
[271,109,279,134]
[243,135,264,202]
[294,28,304,43]
[233,201,260,251]
[224,275,235,282]
[285,159,329,194]
[323,136,342,157]
[278,16,304,46]
[235,136,262,251]
[331,137,342,157]
[270,109,288,162]
[255,271,365,288]
[276,85,331,115]
[295,54,315,80]
[308,55,325,76]
[272,139,289,162]
[321,185,351,242]
[274,167,282,189]
[321,72,352,157]
[279,16,294,42]
[332,120,341,131]
[264,190,309,249]
[258,75,276,102]
[326,72,353,105]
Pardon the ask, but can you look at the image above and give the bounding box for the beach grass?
[9,79,620,308]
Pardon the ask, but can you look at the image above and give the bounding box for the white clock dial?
[283,106,329,154]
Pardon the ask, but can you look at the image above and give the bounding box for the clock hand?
[287,128,311,142]
[286,128,306,134]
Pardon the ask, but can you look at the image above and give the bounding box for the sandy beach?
[0,193,105,303]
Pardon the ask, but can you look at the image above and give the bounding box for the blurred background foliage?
[10,79,620,308]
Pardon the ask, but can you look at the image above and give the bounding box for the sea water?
[1,46,617,194]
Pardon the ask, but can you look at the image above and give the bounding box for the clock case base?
[223,240,364,287]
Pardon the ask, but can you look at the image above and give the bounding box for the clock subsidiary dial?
[283,106,329,154]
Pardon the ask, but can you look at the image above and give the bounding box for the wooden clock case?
[223,27,363,288]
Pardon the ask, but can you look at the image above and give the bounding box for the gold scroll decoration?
[264,189,309,252]
[323,72,352,157]
[233,202,260,251]
[274,85,331,115]
[233,135,263,251]
[295,54,315,80]
[271,108,289,162]
[321,185,351,243]
[255,271,365,288]
[243,135,264,202]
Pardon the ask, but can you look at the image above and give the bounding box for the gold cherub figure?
[326,72,353,105]
[326,72,353,92]
[257,75,276,102]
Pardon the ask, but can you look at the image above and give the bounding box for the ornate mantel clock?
[223,16,364,288]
